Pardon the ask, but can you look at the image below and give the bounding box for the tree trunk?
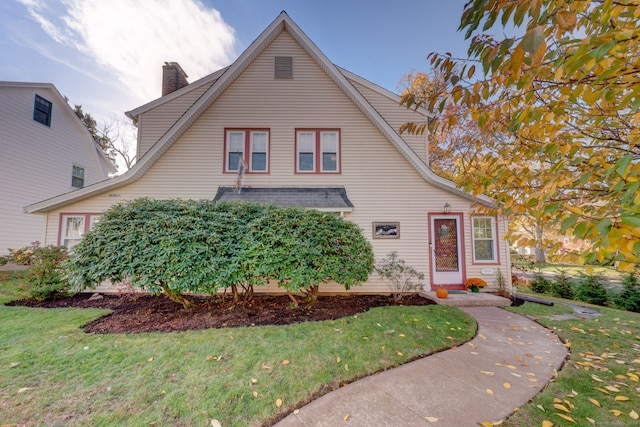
[161,286,192,309]
[286,292,299,308]
[231,284,239,302]
[303,285,319,302]
[534,225,546,264]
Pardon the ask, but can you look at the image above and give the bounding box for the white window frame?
[295,129,340,173]
[472,216,498,263]
[225,129,269,173]
[296,131,316,172]
[71,165,85,189]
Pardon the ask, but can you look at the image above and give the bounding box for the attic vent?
[275,56,293,79]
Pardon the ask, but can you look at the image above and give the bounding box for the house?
[25,12,511,293]
[0,82,116,256]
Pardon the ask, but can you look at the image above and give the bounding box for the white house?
[0,82,116,255]
[25,12,511,293]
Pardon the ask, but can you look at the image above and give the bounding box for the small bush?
[575,274,609,306]
[0,257,7,267]
[7,242,42,265]
[26,245,72,301]
[530,274,551,294]
[375,252,424,303]
[613,272,640,313]
[551,272,575,299]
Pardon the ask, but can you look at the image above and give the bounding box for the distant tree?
[74,105,136,173]
[401,1,640,271]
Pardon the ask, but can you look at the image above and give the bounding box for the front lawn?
[0,271,475,426]
[503,291,640,426]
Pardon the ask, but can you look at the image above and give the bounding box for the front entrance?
[430,214,464,286]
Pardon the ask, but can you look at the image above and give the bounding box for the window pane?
[228,132,244,152]
[299,153,314,171]
[251,132,267,152]
[298,132,314,152]
[474,240,494,261]
[321,132,337,152]
[251,152,266,171]
[65,217,84,239]
[228,152,242,171]
[322,152,337,171]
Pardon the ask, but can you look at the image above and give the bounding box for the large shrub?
[64,199,374,308]
[574,274,609,306]
[530,274,551,294]
[613,272,640,313]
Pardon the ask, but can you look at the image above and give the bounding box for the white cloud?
[19,0,237,103]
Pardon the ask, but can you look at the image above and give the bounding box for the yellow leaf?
[595,387,610,394]
[553,404,570,413]
[252,391,258,398]
[555,413,576,423]
[397,351,403,356]
[211,420,222,427]
[343,414,349,421]
[480,422,493,427]
[615,395,630,401]
[486,389,494,395]
[282,360,290,365]
[336,357,341,363]
[542,421,554,427]
[276,398,283,408]
[591,374,604,382]
[503,382,511,389]
[344,364,349,371]
[425,416,440,422]
[610,409,622,416]
[556,11,577,32]
[630,410,639,420]
[605,385,621,392]
[588,398,600,407]
[507,365,517,370]
[586,417,595,424]
[481,371,495,376]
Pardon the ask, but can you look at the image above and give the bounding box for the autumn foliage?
[402,0,640,270]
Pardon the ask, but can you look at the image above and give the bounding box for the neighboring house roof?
[213,187,354,212]
[0,81,117,177]
[25,11,495,214]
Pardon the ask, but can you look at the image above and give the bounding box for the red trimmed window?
[295,129,340,173]
[59,214,101,249]
[224,129,270,173]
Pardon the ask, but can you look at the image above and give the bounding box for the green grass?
[0,273,475,426]
[503,290,640,426]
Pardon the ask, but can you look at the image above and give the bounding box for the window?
[72,165,85,188]
[225,129,270,173]
[296,129,340,173]
[34,95,52,126]
[472,216,498,262]
[60,214,101,249]
[275,56,293,79]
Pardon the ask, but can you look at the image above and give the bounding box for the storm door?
[430,215,463,285]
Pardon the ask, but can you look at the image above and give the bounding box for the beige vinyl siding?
[348,79,428,163]
[0,84,111,255]
[136,82,215,159]
[41,30,510,293]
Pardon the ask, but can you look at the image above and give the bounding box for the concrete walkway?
[275,306,568,427]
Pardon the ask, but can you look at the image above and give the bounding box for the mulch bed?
[8,293,434,334]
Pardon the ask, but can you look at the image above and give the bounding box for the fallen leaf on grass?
[630,410,639,420]
[542,421,553,427]
[336,357,341,363]
[614,395,629,401]
[586,417,595,424]
[282,360,290,365]
[610,409,622,416]
[605,385,620,392]
[17,387,34,393]
[590,374,603,382]
[276,398,283,408]
[555,413,576,423]
[594,387,610,394]
[344,364,349,371]
[553,404,570,413]
[253,391,258,398]
[211,420,222,427]
[588,398,601,407]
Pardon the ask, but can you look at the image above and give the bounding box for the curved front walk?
[275,306,568,427]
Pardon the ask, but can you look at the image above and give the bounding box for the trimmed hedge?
[64,199,374,307]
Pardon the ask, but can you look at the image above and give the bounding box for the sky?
[1,0,473,124]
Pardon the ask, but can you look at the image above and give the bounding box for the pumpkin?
[435,287,448,299]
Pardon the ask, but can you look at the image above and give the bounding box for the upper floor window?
[72,165,85,188]
[34,95,52,127]
[296,129,340,173]
[224,129,270,173]
[472,216,498,263]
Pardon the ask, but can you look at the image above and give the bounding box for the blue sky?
[1,0,472,123]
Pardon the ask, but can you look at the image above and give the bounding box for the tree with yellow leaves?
[403,0,640,270]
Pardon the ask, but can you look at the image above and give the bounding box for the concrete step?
[420,290,512,307]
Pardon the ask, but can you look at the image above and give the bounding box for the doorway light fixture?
[443,202,451,213]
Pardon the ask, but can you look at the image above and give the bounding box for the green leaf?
[621,215,640,228]
[596,218,612,235]
[520,26,544,53]
[616,154,634,177]
[561,215,579,232]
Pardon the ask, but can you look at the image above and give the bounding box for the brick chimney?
[162,62,189,96]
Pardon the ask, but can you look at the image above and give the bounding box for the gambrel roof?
[26,11,495,213]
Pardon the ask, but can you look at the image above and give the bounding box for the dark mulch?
[8,293,434,334]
